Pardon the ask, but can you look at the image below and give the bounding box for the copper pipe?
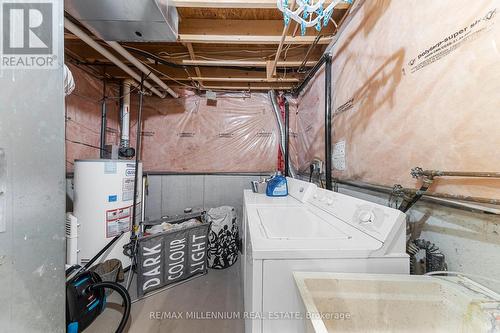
[416,191,500,205]
[335,179,500,214]
[411,167,500,179]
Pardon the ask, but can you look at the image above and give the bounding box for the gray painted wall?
[144,174,266,231]
[67,174,267,230]
[0,2,65,332]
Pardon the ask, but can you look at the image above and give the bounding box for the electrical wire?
[119,44,301,74]
[142,61,198,89]
[65,139,106,151]
[66,118,102,135]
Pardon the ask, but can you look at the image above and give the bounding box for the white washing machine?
[242,178,409,333]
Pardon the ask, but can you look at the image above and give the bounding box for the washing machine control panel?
[308,187,405,242]
[287,177,317,203]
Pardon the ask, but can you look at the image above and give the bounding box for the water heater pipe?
[64,18,165,98]
[121,80,133,149]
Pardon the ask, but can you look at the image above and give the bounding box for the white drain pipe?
[64,18,166,99]
[106,41,178,98]
[121,79,133,148]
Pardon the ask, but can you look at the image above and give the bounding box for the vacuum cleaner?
[66,233,131,333]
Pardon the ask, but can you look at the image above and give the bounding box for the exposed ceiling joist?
[172,0,350,9]
[64,0,353,91]
[184,42,203,85]
[181,59,317,67]
[189,77,299,82]
[180,19,335,36]
[178,34,332,44]
[200,85,294,91]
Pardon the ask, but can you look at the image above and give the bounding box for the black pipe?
[292,53,328,97]
[324,54,333,190]
[284,97,290,177]
[99,81,107,158]
[297,35,323,74]
[131,75,145,237]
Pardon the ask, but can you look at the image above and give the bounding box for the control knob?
[359,210,375,224]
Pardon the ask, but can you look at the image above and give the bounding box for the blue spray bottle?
[266,171,288,197]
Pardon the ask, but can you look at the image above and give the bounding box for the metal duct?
[64,65,75,96]
[269,90,297,178]
[65,0,178,42]
[64,18,165,98]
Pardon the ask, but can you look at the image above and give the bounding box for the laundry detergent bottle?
[266,171,288,197]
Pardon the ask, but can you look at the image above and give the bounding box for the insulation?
[129,92,279,173]
[294,68,326,173]
[296,0,500,199]
[65,66,279,173]
[65,63,120,172]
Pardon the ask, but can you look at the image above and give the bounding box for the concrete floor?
[87,263,244,333]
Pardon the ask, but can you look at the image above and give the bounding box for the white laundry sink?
[294,272,500,333]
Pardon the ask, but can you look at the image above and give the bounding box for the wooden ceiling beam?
[181,59,317,67]
[189,77,299,82]
[184,42,203,85]
[197,85,295,91]
[178,34,332,44]
[172,0,350,9]
[179,19,335,36]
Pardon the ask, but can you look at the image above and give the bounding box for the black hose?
[88,281,131,333]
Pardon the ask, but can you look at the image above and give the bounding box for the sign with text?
[0,0,59,69]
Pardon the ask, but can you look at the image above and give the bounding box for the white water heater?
[73,159,143,267]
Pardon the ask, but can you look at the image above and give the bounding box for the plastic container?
[266,172,288,197]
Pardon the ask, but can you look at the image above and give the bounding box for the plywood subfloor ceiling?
[64,0,353,93]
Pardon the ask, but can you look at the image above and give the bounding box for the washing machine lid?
[257,206,348,240]
[246,205,385,259]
